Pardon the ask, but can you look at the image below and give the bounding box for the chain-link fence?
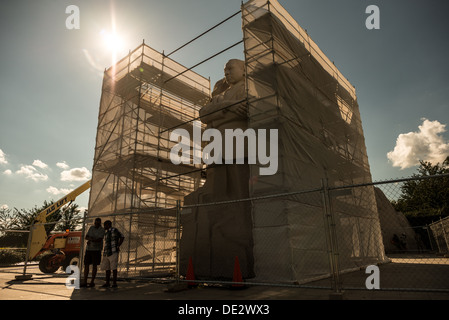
[0,216,84,278]
[77,173,449,293]
[0,229,29,267]
[80,207,179,279]
[428,216,449,255]
[2,174,449,294]
[326,175,449,293]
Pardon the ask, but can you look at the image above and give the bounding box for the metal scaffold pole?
[321,178,342,297]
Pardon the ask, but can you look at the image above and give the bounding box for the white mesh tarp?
[242,0,386,283]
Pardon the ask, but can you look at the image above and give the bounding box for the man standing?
[81,217,105,287]
[101,220,125,288]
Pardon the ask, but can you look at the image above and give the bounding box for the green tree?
[10,200,62,234]
[0,206,13,231]
[392,156,449,217]
[54,203,83,232]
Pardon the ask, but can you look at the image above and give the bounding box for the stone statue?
[200,59,248,132]
[180,59,255,280]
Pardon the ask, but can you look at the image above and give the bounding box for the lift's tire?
[38,254,61,273]
[61,253,80,271]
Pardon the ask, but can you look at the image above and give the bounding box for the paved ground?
[1,262,449,301]
[1,263,448,318]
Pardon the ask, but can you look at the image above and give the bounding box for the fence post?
[126,212,133,273]
[424,225,434,252]
[321,178,342,297]
[15,221,35,280]
[440,218,449,254]
[175,200,181,284]
[79,211,87,282]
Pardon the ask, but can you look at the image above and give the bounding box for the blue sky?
[1,0,448,212]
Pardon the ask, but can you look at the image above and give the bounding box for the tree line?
[392,156,449,225]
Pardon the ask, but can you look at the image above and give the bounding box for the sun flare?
[100,29,127,63]
[103,32,124,52]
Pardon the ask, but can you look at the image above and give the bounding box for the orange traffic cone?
[232,256,244,288]
[186,257,196,287]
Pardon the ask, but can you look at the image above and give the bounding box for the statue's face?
[224,60,244,85]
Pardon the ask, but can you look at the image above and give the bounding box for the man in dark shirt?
[81,217,105,287]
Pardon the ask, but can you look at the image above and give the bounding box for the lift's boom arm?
[34,180,91,224]
[28,180,91,260]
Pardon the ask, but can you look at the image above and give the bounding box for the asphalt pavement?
[1,263,449,301]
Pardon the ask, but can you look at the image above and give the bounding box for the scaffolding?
[87,0,386,282]
[87,43,210,276]
[89,43,209,214]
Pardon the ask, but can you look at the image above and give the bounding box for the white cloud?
[32,159,48,169]
[60,167,91,181]
[3,169,12,175]
[16,165,49,182]
[56,161,70,170]
[0,149,7,165]
[46,186,74,196]
[387,118,449,169]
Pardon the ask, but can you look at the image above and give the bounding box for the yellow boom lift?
[16,180,91,280]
